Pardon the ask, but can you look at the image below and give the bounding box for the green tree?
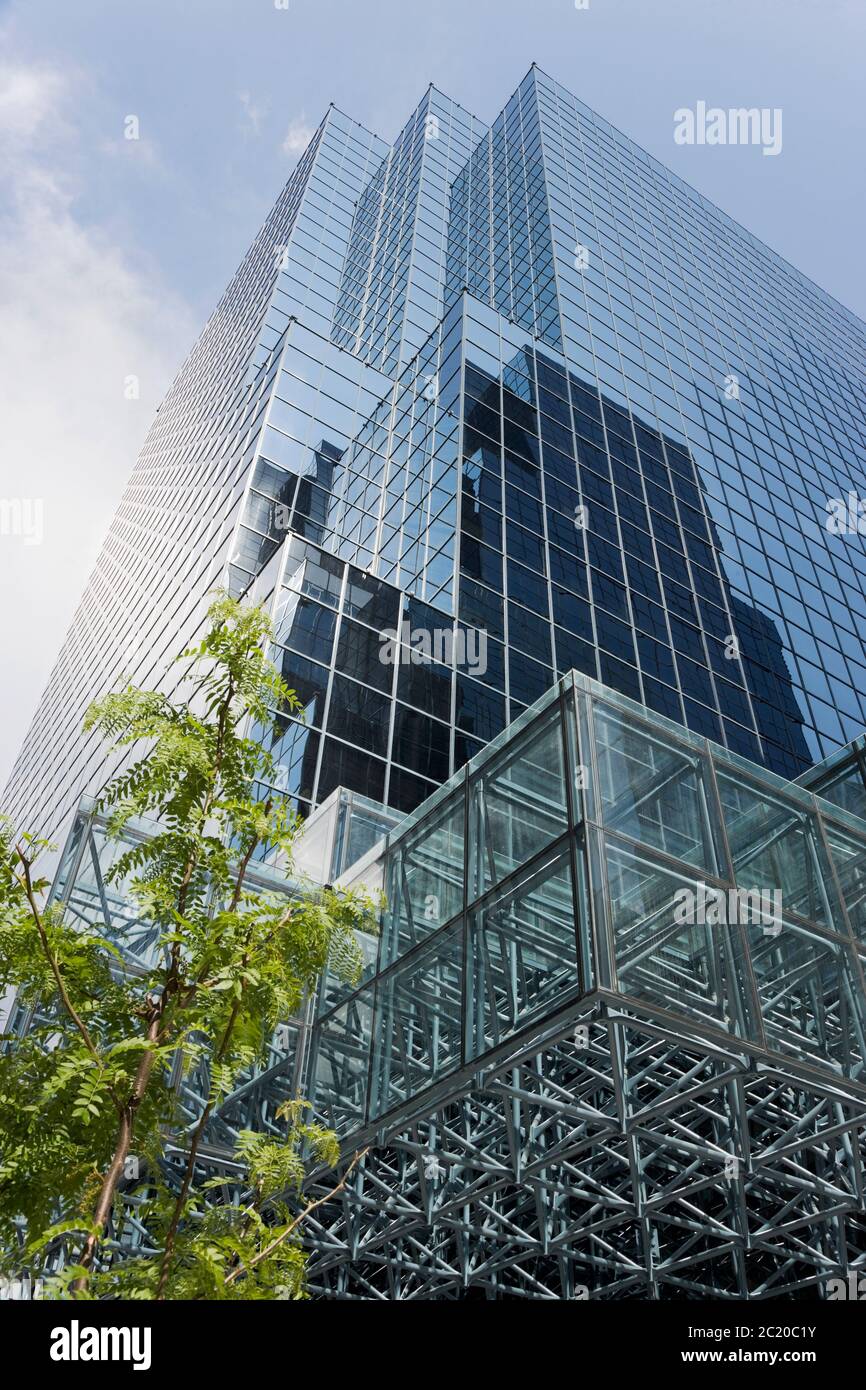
[0,594,374,1299]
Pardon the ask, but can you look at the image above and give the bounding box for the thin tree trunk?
[154,833,259,1300]
[154,992,243,1299]
[71,1019,159,1291]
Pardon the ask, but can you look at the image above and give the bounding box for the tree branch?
[13,847,105,1073]
[222,1147,369,1289]
[154,821,259,1300]
[71,1006,161,1289]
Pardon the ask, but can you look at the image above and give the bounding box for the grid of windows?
[248,534,485,825]
[229,322,394,597]
[3,107,388,840]
[6,65,866,853]
[454,297,811,776]
[446,79,561,349]
[332,89,486,377]
[442,66,866,769]
[530,67,866,761]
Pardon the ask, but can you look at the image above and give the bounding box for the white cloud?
[239,89,265,136]
[0,54,196,791]
[0,60,64,138]
[282,114,314,158]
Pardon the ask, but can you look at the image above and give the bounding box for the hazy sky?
[1,0,864,791]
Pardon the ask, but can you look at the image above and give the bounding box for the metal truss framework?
[303,995,866,1299]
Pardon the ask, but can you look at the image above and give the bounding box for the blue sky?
[1,0,864,788]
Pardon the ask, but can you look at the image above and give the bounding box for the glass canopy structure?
[298,671,866,1298]
[32,670,866,1298]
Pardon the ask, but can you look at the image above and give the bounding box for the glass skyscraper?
[5,66,866,1299]
[6,65,866,848]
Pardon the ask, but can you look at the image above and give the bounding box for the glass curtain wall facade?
[5,67,866,846]
[1,105,390,845]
